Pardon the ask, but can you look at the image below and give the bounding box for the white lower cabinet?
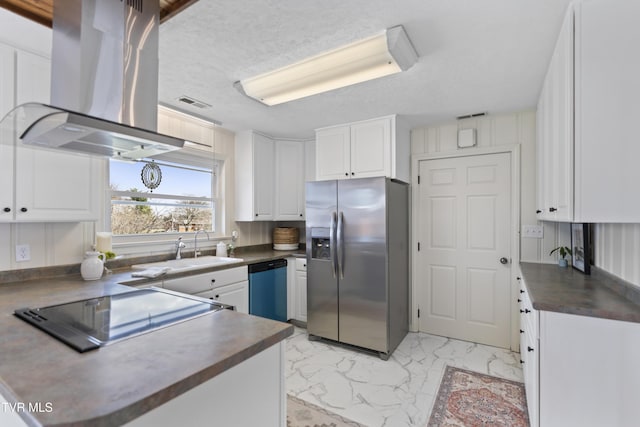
[294,258,307,322]
[287,257,307,323]
[520,277,640,427]
[195,282,249,314]
[162,266,249,314]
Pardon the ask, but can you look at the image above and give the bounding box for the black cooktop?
[15,288,232,353]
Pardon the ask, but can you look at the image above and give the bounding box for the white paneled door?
[418,153,511,348]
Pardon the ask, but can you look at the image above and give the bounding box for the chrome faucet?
[175,236,186,260]
[194,230,211,258]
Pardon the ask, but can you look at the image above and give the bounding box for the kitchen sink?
[131,256,244,273]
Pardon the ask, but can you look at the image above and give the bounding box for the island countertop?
[0,265,293,426]
[519,262,640,323]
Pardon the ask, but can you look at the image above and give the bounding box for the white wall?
[595,224,640,288]
[411,110,571,264]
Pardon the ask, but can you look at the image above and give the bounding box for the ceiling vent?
[456,112,487,120]
[177,96,212,109]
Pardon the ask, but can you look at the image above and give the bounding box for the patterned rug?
[287,395,365,427]
[427,366,529,427]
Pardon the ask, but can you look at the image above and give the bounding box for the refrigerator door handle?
[337,211,344,279]
[330,212,337,278]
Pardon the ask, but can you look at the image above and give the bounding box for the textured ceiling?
[157,0,573,139]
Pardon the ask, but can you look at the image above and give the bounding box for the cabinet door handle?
[255,213,258,217]
[520,289,525,294]
[20,207,27,212]
[536,209,542,214]
[299,214,303,217]
[516,276,521,281]
[211,279,216,283]
[345,173,349,176]
[520,309,531,314]
[351,172,354,176]
[520,359,525,364]
[549,207,557,212]
[527,346,534,352]
[215,294,220,299]
[517,298,522,303]
[3,207,9,213]
[520,329,524,334]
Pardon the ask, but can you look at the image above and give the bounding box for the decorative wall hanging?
[141,161,162,192]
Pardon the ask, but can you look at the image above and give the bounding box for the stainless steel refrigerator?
[305,177,409,360]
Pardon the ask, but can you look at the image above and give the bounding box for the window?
[109,148,221,236]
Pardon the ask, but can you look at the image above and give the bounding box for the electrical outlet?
[522,225,544,239]
[16,244,31,262]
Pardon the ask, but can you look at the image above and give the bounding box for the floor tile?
[285,327,523,427]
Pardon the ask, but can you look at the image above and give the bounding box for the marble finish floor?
[285,328,523,427]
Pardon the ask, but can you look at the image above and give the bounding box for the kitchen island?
[0,266,293,427]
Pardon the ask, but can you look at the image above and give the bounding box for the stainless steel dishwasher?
[248,259,287,322]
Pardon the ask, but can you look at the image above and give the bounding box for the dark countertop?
[519,262,640,323]
[0,248,299,426]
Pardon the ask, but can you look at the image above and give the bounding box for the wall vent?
[177,96,212,109]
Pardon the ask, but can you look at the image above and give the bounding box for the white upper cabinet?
[236,131,310,222]
[315,126,351,180]
[537,0,640,222]
[274,140,305,220]
[235,131,275,221]
[315,115,410,183]
[0,44,100,222]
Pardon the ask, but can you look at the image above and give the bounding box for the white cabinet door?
[574,0,640,222]
[274,140,305,220]
[253,133,274,220]
[536,8,573,222]
[14,147,100,221]
[350,117,391,179]
[294,269,307,322]
[0,44,15,221]
[315,126,350,181]
[0,46,100,222]
[235,131,275,221]
[210,281,249,314]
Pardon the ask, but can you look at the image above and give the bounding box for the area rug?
[427,366,529,427]
[287,395,366,427]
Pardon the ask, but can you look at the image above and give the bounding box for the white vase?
[81,251,104,280]
[558,259,568,268]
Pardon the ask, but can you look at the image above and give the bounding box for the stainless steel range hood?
[0,0,185,160]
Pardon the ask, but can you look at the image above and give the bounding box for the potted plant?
[549,246,572,267]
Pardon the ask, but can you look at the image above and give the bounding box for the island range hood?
[0,0,186,160]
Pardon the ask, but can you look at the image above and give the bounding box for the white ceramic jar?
[81,251,104,280]
[216,241,227,257]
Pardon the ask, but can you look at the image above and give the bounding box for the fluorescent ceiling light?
[235,25,418,106]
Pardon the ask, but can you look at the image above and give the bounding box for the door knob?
[500,257,509,264]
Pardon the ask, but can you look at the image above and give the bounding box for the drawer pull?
[520,289,525,294]
[517,276,521,281]
[520,329,524,334]
[20,207,27,213]
[211,279,216,283]
[549,207,557,212]
[527,346,534,352]
[520,359,524,364]
[520,309,531,314]
[517,298,522,303]
[215,294,220,299]
[536,209,542,214]
[3,207,9,213]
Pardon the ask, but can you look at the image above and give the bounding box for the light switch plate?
[16,244,31,262]
[522,225,544,239]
